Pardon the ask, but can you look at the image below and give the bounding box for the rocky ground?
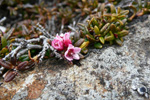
[0,15,150,100]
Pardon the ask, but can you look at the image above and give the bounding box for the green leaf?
[110,24,117,32]
[100,3,105,15]
[74,38,85,47]
[81,48,88,54]
[45,49,50,57]
[115,38,123,46]
[104,31,115,41]
[100,23,110,33]
[0,47,8,54]
[78,23,94,38]
[1,36,7,48]
[80,41,90,49]
[117,30,129,37]
[91,18,99,26]
[94,26,100,35]
[94,42,103,49]
[110,4,116,13]
[99,37,105,44]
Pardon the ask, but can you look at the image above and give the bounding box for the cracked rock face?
[1,15,150,100]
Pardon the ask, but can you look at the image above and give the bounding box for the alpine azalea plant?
[51,32,81,61]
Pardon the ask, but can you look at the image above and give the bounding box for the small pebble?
[137,86,147,95]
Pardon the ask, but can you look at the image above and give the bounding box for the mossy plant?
[77,3,129,53]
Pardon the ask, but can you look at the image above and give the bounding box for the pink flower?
[63,32,72,48]
[52,35,64,51]
[65,44,81,61]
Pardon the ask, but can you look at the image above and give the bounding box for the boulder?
[0,15,150,100]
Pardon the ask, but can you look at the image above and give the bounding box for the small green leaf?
[117,30,129,37]
[110,4,116,13]
[94,42,103,49]
[94,26,100,35]
[86,35,96,41]
[100,23,110,33]
[81,48,88,54]
[78,23,85,30]
[117,7,121,14]
[120,10,129,15]
[45,49,50,57]
[103,26,110,36]
[104,31,114,41]
[99,37,105,44]
[144,0,148,8]
[91,18,99,26]
[115,38,123,46]
[1,36,7,48]
[100,3,105,15]
[137,0,142,9]
[80,41,90,49]
[117,20,124,26]
[78,23,94,38]
[110,24,117,32]
[93,0,98,8]
[74,38,85,47]
[0,47,8,54]
[128,6,137,21]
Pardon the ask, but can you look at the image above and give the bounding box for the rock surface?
[1,15,150,100]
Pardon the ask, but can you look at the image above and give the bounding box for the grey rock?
[1,15,150,100]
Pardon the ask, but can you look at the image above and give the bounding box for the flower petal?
[63,32,72,47]
[60,33,64,38]
[73,47,81,53]
[73,54,80,60]
[51,38,64,51]
[56,35,63,41]
[66,55,73,61]
[68,44,74,49]
[64,49,73,61]
[63,32,70,40]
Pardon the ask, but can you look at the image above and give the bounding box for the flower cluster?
[51,32,81,61]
